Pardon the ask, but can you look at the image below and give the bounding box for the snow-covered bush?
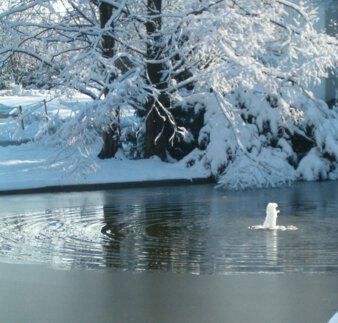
[180,84,338,189]
[217,150,295,190]
[296,148,330,181]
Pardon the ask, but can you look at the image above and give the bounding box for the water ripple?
[0,183,338,273]
[0,206,105,269]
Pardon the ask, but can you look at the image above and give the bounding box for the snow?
[1,89,338,193]
[328,312,338,323]
[0,0,337,192]
[328,313,338,323]
[216,149,296,190]
[296,147,330,181]
[0,142,208,192]
[0,94,209,193]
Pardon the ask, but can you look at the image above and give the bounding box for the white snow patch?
[217,149,295,190]
[296,148,330,181]
[328,313,338,323]
[0,142,208,192]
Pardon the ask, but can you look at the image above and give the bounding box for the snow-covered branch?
[1,0,337,188]
[0,46,59,70]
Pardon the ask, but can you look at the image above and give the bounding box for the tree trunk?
[97,2,120,159]
[144,0,174,159]
[100,3,115,59]
[98,108,120,159]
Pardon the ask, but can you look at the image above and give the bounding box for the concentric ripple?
[0,183,338,273]
[0,206,105,269]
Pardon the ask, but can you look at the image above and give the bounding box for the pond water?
[0,181,337,274]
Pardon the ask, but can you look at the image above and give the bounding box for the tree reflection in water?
[1,183,336,273]
[100,189,212,273]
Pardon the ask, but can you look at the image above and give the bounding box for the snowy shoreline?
[1,90,338,193]
[0,93,213,194]
[0,140,211,195]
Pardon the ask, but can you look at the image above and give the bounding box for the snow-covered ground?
[0,142,209,192]
[0,92,209,193]
[1,89,338,193]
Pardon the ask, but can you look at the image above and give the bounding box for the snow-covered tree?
[177,0,338,189]
[0,0,337,189]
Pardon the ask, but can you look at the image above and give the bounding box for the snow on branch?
[1,0,337,189]
[277,0,308,18]
[0,46,59,70]
[0,1,41,19]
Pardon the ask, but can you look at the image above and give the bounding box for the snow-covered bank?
[0,93,209,191]
[0,142,210,193]
[1,90,338,193]
[0,92,210,193]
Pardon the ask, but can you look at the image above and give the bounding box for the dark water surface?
[0,181,338,273]
[0,182,338,323]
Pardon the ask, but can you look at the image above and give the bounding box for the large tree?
[144,0,170,159]
[0,0,337,188]
[96,1,119,159]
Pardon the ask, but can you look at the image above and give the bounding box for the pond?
[0,181,337,273]
[0,182,338,323]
